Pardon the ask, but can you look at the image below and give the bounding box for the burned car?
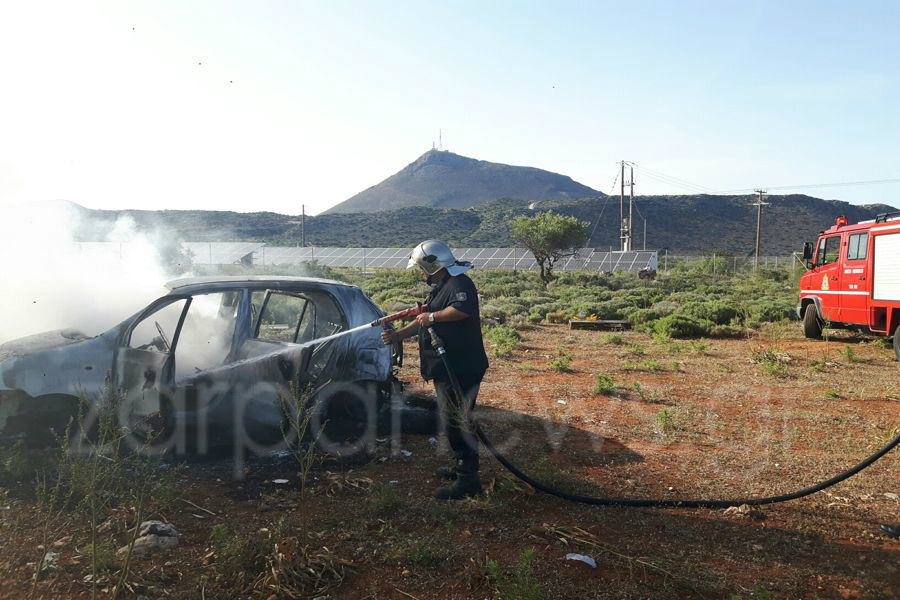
[0,276,398,450]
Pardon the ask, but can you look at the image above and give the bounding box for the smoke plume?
[0,200,183,344]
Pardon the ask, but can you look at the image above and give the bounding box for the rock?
[138,520,179,538]
[40,551,60,573]
[117,534,179,558]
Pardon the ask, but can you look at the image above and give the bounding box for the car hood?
[0,330,115,397]
[0,329,93,362]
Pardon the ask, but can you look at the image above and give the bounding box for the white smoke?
[0,200,180,344]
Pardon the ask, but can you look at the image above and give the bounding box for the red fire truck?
[799,211,900,360]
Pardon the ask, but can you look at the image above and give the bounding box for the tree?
[510,211,589,283]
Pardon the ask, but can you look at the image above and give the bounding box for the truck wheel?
[803,304,822,339]
[893,329,900,362]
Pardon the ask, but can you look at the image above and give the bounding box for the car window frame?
[253,290,312,344]
[123,294,192,353]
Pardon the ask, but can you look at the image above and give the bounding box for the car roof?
[165,275,357,293]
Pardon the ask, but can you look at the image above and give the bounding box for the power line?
[585,165,621,247]
[626,162,900,196]
[629,162,716,194]
[717,177,900,194]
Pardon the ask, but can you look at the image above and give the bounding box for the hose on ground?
[424,327,900,509]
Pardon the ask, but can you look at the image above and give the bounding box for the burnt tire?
[803,304,823,340]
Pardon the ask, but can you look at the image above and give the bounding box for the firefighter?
[381,240,489,500]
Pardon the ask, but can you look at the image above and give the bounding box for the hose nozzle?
[371,303,426,328]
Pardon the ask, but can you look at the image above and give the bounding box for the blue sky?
[1,1,898,214]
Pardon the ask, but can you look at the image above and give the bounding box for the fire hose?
[376,306,900,508]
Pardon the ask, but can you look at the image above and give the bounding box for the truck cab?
[799,212,900,360]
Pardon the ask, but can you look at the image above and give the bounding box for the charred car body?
[0,276,399,451]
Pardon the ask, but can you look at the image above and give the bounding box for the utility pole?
[643,218,647,250]
[628,164,634,252]
[301,204,306,247]
[619,161,626,252]
[752,190,768,270]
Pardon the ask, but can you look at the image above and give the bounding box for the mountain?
[63,195,897,255]
[324,149,601,213]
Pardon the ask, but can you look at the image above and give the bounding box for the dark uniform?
[419,273,489,474]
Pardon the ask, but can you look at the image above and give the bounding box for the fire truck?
[799,211,900,360]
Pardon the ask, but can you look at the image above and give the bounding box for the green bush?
[546,311,569,324]
[594,374,617,395]
[483,325,522,358]
[678,300,739,325]
[652,315,712,339]
[549,347,573,372]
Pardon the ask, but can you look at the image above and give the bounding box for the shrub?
[652,315,712,339]
[483,325,522,358]
[481,305,508,324]
[546,311,569,324]
[679,300,739,325]
[625,307,664,325]
[747,298,795,323]
[657,409,676,434]
[594,374,617,395]
[549,347,573,372]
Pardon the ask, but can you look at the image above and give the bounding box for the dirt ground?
[2,323,898,599]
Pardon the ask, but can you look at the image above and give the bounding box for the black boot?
[434,455,481,500]
[434,462,460,480]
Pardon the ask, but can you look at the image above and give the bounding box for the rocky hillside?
[63,195,897,255]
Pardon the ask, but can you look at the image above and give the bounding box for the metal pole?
[628,165,634,253]
[620,161,625,251]
[301,204,306,247]
[643,218,646,250]
[753,189,768,271]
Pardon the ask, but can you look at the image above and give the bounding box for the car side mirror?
[802,242,814,262]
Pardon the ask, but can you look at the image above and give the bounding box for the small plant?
[688,340,709,354]
[657,409,676,434]
[624,359,664,372]
[824,389,842,399]
[549,347,573,373]
[843,345,859,363]
[761,360,788,378]
[594,374,617,395]
[604,334,624,345]
[625,345,646,357]
[367,481,403,515]
[400,538,446,572]
[486,548,544,600]
[484,326,522,358]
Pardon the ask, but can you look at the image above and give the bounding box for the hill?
[63,195,897,255]
[324,149,601,213]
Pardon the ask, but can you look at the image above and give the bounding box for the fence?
[660,253,803,275]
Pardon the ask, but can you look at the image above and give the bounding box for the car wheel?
[893,328,900,362]
[803,304,822,339]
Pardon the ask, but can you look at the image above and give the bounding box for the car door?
[840,231,870,325]
[813,234,843,322]
[219,289,346,445]
[114,296,189,437]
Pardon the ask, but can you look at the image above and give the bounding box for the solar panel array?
[256,246,657,272]
[183,242,265,265]
[68,242,657,272]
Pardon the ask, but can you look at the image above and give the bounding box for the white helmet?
[407,240,472,276]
